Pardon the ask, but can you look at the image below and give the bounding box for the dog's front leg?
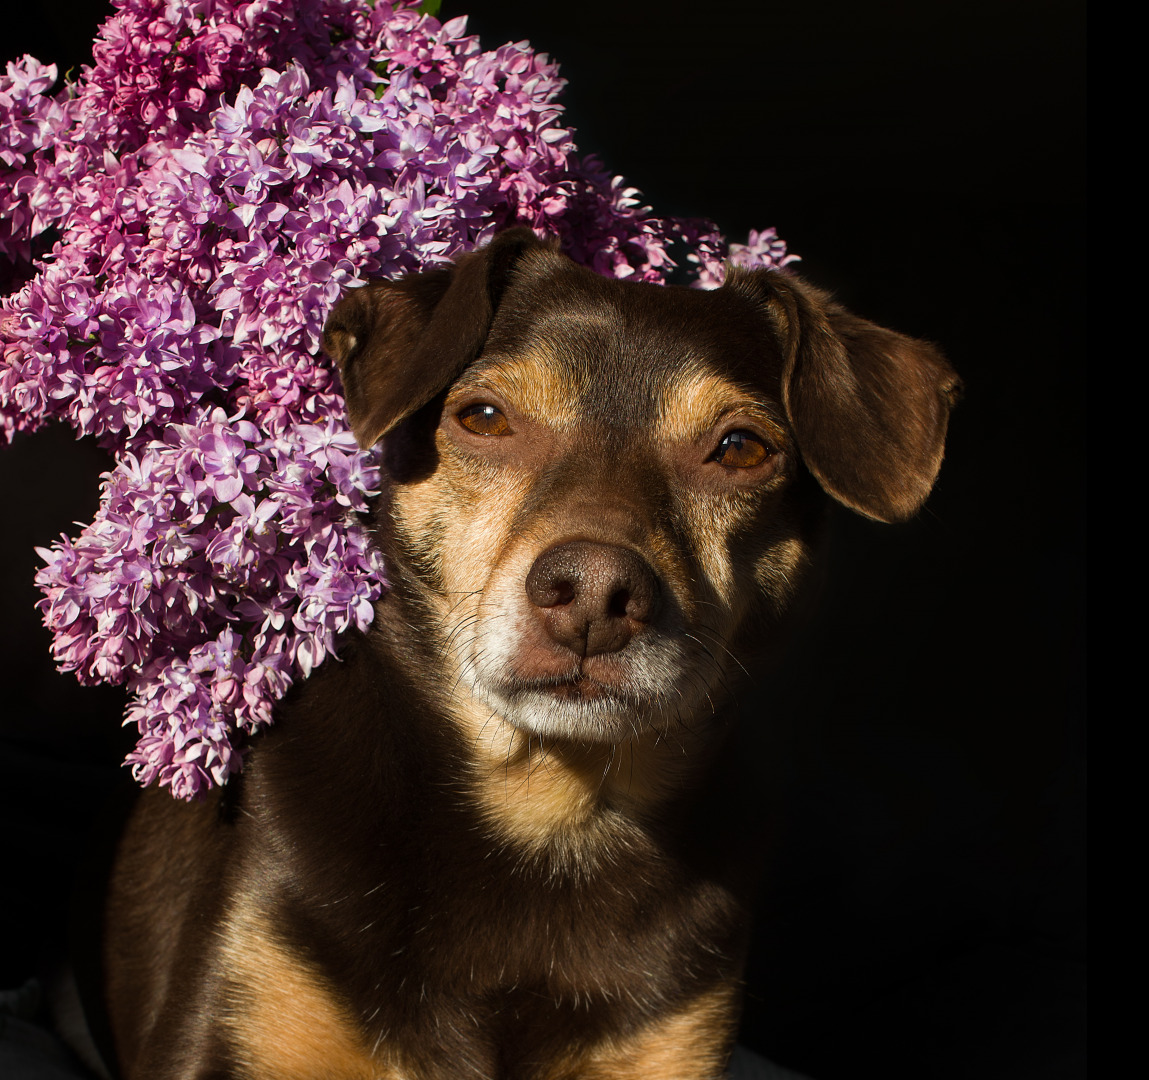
[544,982,742,1080]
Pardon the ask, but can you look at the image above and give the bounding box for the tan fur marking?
[656,368,788,446]
[452,346,584,428]
[754,534,810,608]
[453,696,713,860]
[653,369,800,611]
[678,488,747,608]
[542,984,740,1080]
[221,906,404,1080]
[389,451,532,615]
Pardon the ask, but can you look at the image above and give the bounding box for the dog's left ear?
[726,268,962,523]
[323,227,551,448]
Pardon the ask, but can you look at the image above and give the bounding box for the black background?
[2,2,1085,1078]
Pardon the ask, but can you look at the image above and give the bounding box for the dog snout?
[525,541,661,657]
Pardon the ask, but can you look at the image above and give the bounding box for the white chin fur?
[477,685,656,743]
[468,634,706,743]
[460,596,720,742]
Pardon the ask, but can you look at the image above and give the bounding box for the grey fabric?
[728,1042,815,1080]
[0,982,95,1080]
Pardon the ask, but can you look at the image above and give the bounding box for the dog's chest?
[222,820,741,1080]
[357,846,738,1074]
[351,818,732,998]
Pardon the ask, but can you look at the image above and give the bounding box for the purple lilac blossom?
[0,0,796,800]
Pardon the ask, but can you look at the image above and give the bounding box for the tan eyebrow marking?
[656,371,788,446]
[454,345,585,429]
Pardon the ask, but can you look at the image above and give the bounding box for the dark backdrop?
[2,3,1086,1078]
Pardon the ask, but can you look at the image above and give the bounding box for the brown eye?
[712,430,772,468]
[458,403,512,436]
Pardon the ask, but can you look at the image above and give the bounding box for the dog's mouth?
[465,571,708,742]
[518,671,622,703]
[473,649,686,743]
[506,644,659,705]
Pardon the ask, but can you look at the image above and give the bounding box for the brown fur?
[102,229,959,1078]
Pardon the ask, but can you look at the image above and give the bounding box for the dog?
[97,228,959,1079]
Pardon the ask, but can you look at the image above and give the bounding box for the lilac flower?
[1,0,795,800]
[0,56,73,271]
[194,412,262,502]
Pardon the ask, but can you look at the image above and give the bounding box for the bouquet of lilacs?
[0,0,795,800]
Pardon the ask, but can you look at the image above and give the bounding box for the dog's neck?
[367,564,730,861]
[448,692,726,859]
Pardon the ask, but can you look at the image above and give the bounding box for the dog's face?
[324,230,959,750]
[388,268,809,746]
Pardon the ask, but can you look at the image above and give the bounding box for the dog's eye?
[712,431,772,468]
[458,404,512,436]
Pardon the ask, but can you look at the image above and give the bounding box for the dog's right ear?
[323,227,551,448]
[725,267,962,523]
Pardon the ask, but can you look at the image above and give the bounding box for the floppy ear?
[725,268,962,523]
[322,227,552,448]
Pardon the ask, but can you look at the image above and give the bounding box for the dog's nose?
[525,541,660,656]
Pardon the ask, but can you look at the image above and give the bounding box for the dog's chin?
[478,679,664,744]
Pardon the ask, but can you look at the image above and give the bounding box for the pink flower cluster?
[1,0,795,799]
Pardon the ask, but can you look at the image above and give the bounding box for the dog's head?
[323,229,959,748]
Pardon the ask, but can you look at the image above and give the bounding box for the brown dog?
[100,228,959,1079]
